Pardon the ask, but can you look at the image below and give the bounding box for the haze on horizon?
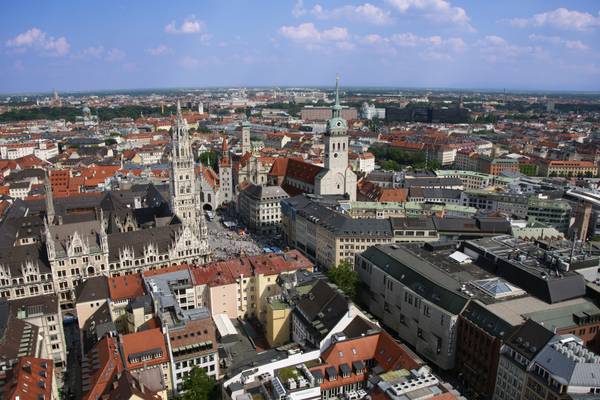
[1,0,599,93]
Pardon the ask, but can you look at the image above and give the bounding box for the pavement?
[206,214,263,261]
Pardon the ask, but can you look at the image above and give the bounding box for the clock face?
[336,121,342,127]
[334,153,338,158]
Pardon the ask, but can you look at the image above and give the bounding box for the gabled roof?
[76,276,110,304]
[108,274,145,302]
[294,280,348,341]
[121,328,168,370]
[3,356,54,400]
[505,319,554,360]
[81,336,124,400]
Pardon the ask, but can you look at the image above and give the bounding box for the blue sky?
[1,0,599,93]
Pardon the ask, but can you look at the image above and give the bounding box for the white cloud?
[292,0,307,17]
[476,35,543,63]
[146,44,171,56]
[389,32,464,50]
[165,16,205,34]
[6,28,70,56]
[82,45,105,58]
[180,55,201,69]
[528,34,588,50]
[361,32,465,60]
[510,8,600,31]
[279,23,349,42]
[308,3,391,25]
[479,35,507,47]
[106,48,126,62]
[386,0,473,30]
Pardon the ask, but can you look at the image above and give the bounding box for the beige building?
[282,195,438,268]
[8,295,67,385]
[238,184,289,235]
[265,297,293,347]
[192,251,313,321]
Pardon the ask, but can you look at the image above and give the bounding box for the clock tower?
[314,75,357,200]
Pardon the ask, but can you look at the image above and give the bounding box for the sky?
[1,0,599,93]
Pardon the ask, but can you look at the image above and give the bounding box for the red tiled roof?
[81,336,124,400]
[191,250,313,286]
[143,263,190,277]
[121,328,168,370]
[3,357,54,400]
[108,274,145,302]
[283,158,322,184]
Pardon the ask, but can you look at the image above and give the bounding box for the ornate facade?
[0,101,210,309]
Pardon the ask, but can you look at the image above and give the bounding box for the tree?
[198,150,219,171]
[380,159,401,171]
[178,367,216,400]
[326,260,358,300]
[104,138,117,146]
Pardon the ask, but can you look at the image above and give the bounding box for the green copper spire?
[333,74,342,118]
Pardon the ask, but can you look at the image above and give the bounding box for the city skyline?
[1,0,600,93]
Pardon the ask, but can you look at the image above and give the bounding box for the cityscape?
[1,1,600,400]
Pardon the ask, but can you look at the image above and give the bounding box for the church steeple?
[45,170,55,223]
[333,74,341,119]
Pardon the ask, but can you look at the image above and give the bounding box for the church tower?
[170,100,205,232]
[45,170,55,223]
[314,75,357,200]
[219,135,233,204]
[241,119,251,155]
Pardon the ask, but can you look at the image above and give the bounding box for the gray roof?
[241,184,289,202]
[461,300,515,340]
[294,280,349,342]
[402,177,463,188]
[107,224,181,262]
[49,219,104,257]
[75,276,109,303]
[433,216,511,235]
[462,236,587,304]
[291,197,392,237]
[390,216,436,231]
[534,336,600,388]
[0,242,50,277]
[359,244,469,315]
[505,319,554,361]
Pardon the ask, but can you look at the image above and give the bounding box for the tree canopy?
[178,367,217,400]
[326,260,358,300]
[198,150,219,171]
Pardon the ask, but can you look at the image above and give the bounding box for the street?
[62,320,82,400]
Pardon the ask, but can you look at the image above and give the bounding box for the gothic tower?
[219,135,233,204]
[314,75,357,200]
[45,170,55,223]
[170,100,207,235]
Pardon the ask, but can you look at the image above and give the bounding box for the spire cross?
[335,74,340,107]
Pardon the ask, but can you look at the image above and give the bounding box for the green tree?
[326,260,358,300]
[198,151,218,171]
[380,159,401,171]
[104,138,117,146]
[178,367,216,400]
